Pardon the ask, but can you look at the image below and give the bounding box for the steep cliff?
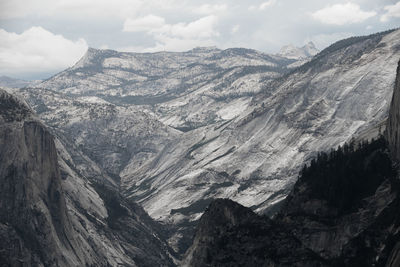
[384,60,400,267]
[387,61,400,162]
[0,89,175,266]
[0,89,81,266]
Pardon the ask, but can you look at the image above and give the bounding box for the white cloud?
[381,1,400,22]
[123,15,219,51]
[311,3,376,25]
[123,15,165,32]
[195,4,227,15]
[0,27,87,76]
[160,16,219,39]
[259,0,277,10]
[249,0,277,11]
[231,25,240,34]
[0,0,180,20]
[248,5,257,11]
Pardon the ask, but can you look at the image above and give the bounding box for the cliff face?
[0,89,176,266]
[0,89,78,266]
[384,60,400,267]
[387,60,400,162]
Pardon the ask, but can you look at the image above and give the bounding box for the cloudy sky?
[0,0,399,80]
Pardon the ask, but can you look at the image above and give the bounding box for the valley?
[1,28,400,266]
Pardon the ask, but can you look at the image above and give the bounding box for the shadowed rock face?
[385,60,400,267]
[0,90,75,266]
[0,89,176,266]
[183,199,325,267]
[184,139,400,266]
[387,61,400,162]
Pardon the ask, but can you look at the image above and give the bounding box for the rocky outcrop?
[183,199,324,267]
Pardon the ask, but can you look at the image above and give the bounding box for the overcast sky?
[0,0,399,80]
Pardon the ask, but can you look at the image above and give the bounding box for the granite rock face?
[0,89,79,266]
[387,60,400,162]
[183,59,400,267]
[0,89,175,266]
[384,60,400,267]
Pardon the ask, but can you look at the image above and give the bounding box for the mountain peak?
[189,46,220,53]
[277,42,319,60]
[71,47,118,69]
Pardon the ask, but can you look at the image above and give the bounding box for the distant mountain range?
[0,75,40,88]
[277,41,319,60]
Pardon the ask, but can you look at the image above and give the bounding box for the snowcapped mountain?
[277,41,319,60]
[16,29,400,255]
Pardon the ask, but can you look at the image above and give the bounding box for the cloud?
[259,0,277,10]
[0,27,87,77]
[195,4,227,15]
[123,15,165,32]
[162,16,219,39]
[231,25,240,34]
[311,3,376,25]
[381,1,400,22]
[0,0,183,20]
[123,15,219,51]
[249,0,277,11]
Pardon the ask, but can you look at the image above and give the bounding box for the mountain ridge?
[13,28,400,256]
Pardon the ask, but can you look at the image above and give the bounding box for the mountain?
[16,29,400,255]
[35,47,295,130]
[184,60,400,264]
[184,141,400,266]
[0,89,175,266]
[0,75,40,88]
[121,28,400,247]
[277,41,319,60]
[18,46,297,252]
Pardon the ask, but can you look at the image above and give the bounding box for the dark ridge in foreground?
[184,137,400,266]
